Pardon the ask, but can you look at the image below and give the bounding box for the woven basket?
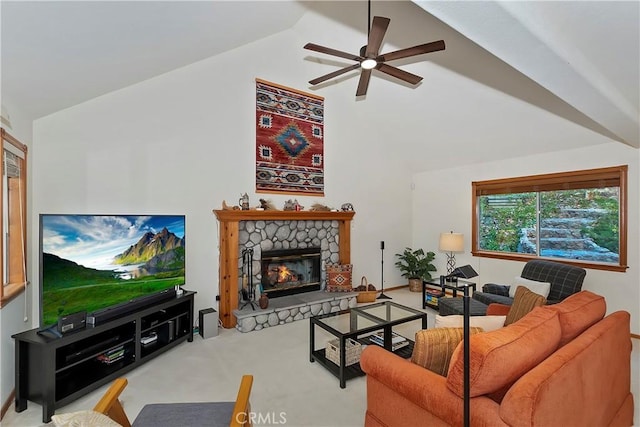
[326,338,362,366]
[356,276,378,303]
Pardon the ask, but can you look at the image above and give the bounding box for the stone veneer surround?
[213,210,355,328]
[238,220,340,293]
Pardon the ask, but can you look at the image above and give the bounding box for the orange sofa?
[360,291,634,426]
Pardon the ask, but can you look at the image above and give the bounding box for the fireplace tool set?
[240,248,258,310]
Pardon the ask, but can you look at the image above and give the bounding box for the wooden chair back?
[93,378,132,427]
[231,375,254,427]
[94,375,253,427]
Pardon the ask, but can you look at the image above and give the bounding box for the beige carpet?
[4,287,639,426]
[3,288,436,427]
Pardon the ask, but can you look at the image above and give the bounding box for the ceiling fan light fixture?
[303,1,445,96]
[361,58,377,70]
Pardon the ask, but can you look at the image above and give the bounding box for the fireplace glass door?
[260,248,321,298]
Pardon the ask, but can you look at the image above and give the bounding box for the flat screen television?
[39,214,185,328]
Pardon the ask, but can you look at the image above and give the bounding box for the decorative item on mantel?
[341,203,354,212]
[310,203,331,211]
[258,198,276,210]
[222,200,241,210]
[283,199,304,211]
[239,193,250,210]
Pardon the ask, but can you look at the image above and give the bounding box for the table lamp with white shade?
[439,231,464,277]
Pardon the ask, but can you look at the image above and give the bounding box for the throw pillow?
[52,410,121,427]
[411,327,484,376]
[435,314,506,332]
[509,276,551,298]
[504,286,547,326]
[325,264,353,292]
[446,307,561,398]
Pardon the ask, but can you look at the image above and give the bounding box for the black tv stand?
[12,291,195,423]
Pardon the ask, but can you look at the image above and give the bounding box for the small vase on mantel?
[259,294,269,309]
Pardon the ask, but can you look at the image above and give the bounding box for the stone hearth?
[233,291,357,333]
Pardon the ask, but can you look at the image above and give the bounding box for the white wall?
[30,27,414,327]
[412,142,640,334]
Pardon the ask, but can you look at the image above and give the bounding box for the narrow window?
[0,129,28,306]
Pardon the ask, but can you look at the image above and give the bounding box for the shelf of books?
[425,287,445,310]
[97,346,126,365]
[368,331,409,350]
[364,331,414,359]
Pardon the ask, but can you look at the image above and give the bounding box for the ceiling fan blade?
[377,63,423,85]
[356,69,372,96]
[365,16,390,57]
[378,40,445,62]
[309,63,360,85]
[304,43,362,62]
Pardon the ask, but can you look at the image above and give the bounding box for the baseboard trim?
[381,284,408,292]
[631,333,639,340]
[1,389,14,421]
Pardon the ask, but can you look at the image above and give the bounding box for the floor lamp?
[444,264,476,427]
[463,282,471,427]
[439,231,464,278]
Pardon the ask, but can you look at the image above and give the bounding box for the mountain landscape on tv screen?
[44,227,185,287]
[41,218,185,326]
[114,227,184,267]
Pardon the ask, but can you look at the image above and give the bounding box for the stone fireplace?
[238,219,341,300]
[214,210,355,328]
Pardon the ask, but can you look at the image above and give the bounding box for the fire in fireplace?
[260,247,321,298]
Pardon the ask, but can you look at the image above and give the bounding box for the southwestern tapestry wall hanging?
[255,78,324,196]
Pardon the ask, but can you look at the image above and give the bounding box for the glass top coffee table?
[309,301,428,388]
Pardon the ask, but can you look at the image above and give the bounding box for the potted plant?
[394,247,437,292]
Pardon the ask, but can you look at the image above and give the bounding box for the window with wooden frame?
[472,166,627,272]
[0,128,28,307]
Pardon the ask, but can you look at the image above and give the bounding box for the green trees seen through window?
[472,166,627,272]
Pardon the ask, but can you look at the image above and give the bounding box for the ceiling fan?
[304,3,445,96]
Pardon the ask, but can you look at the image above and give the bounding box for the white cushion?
[435,314,506,332]
[52,410,122,427]
[509,276,551,298]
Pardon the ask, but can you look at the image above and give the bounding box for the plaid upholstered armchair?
[473,260,586,306]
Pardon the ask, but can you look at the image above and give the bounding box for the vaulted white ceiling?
[1,1,638,147]
[416,1,639,148]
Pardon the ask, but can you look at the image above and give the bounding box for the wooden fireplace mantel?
[213,209,355,328]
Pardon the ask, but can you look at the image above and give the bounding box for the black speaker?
[199,308,218,339]
[168,319,175,342]
[58,311,86,334]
